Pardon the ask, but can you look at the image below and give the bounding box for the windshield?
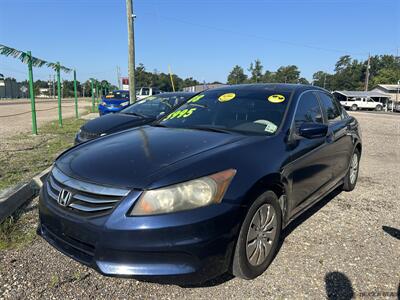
[121,93,194,118]
[158,89,291,135]
[105,91,129,100]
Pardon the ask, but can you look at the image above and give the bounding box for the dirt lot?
[0,112,399,299]
[0,98,92,138]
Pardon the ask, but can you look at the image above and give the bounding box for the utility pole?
[116,66,121,89]
[323,74,327,89]
[126,0,136,103]
[364,53,371,91]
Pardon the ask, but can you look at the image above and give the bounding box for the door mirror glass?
[298,122,328,139]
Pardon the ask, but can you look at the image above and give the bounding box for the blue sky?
[0,0,399,85]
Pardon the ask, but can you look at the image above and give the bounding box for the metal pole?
[73,69,78,119]
[91,78,95,112]
[395,80,399,113]
[364,53,370,91]
[126,0,136,103]
[27,51,38,135]
[168,65,175,92]
[56,62,62,127]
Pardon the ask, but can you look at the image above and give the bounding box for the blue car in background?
[98,90,130,115]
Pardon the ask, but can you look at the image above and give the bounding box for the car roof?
[206,83,328,94]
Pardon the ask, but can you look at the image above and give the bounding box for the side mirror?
[298,122,328,139]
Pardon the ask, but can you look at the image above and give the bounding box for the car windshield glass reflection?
[159,89,291,135]
[121,94,189,118]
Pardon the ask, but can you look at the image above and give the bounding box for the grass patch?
[0,202,37,250]
[0,116,87,190]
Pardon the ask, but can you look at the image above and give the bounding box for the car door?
[316,91,353,180]
[284,91,333,211]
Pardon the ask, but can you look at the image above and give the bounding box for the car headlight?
[130,169,236,216]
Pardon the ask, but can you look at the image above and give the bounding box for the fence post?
[73,69,78,119]
[27,51,38,135]
[56,62,62,127]
[91,78,95,112]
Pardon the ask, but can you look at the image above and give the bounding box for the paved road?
[0,112,399,299]
[0,98,92,138]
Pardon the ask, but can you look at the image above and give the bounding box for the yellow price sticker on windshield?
[218,93,236,102]
[268,94,285,103]
[164,108,197,120]
[187,94,205,103]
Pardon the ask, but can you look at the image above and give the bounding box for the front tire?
[343,148,360,191]
[231,191,282,280]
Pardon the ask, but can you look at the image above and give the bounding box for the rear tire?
[351,104,358,111]
[343,148,360,191]
[375,105,382,111]
[231,191,282,280]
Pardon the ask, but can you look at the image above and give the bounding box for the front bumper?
[38,185,243,283]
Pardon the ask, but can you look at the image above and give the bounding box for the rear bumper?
[38,185,243,283]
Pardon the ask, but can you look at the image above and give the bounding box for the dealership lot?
[0,98,91,138]
[0,111,399,299]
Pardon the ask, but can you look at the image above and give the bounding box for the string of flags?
[0,44,72,73]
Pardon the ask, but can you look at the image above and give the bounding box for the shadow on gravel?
[325,271,354,300]
[382,226,400,240]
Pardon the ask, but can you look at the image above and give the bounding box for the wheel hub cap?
[246,204,277,266]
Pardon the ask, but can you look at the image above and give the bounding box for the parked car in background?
[136,87,162,100]
[98,90,130,116]
[75,92,196,144]
[340,97,383,111]
[39,84,362,283]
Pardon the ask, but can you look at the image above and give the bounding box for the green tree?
[248,59,263,83]
[227,65,248,84]
[274,65,301,83]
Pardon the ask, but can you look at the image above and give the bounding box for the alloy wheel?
[350,153,359,184]
[246,204,277,266]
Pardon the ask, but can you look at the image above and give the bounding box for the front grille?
[46,167,130,216]
[78,130,101,141]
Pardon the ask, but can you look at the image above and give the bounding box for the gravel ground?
[0,111,399,299]
[0,98,91,138]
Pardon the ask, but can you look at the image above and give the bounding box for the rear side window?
[294,92,323,129]
[318,92,342,122]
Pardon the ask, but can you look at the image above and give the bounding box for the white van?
[136,87,162,100]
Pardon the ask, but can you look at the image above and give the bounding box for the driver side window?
[294,92,323,130]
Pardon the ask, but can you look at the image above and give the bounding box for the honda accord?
[38,84,362,283]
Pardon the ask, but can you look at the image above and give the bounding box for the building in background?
[371,84,400,102]
[183,83,227,93]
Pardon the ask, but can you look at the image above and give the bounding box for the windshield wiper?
[186,126,233,134]
[124,111,148,118]
[151,123,169,128]
[186,103,208,109]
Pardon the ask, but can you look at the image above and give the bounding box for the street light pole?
[126,0,136,103]
[395,80,399,113]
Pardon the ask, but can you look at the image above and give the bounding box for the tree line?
[3,54,399,98]
[227,54,399,91]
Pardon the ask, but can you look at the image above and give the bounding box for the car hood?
[81,113,154,134]
[56,126,245,189]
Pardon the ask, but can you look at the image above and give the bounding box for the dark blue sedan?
[75,92,195,144]
[98,90,130,115]
[38,84,362,283]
